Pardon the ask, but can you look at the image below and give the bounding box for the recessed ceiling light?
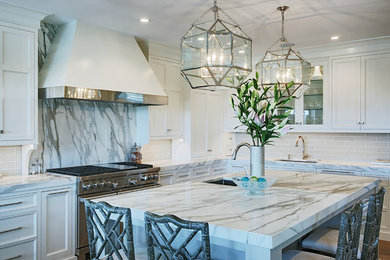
[197,37,205,41]
[331,35,340,40]
[139,18,150,23]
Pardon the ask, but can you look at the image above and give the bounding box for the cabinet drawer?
[318,169,361,176]
[175,171,191,182]
[0,212,37,246]
[0,239,36,260]
[0,193,37,214]
[191,167,209,178]
[209,165,226,176]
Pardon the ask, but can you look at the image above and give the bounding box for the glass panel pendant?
[256,6,311,97]
[180,0,252,90]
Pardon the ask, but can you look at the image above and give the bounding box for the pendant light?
[180,0,252,90]
[256,6,311,96]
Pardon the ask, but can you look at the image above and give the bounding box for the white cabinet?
[331,53,390,132]
[361,54,390,131]
[41,187,75,260]
[0,25,37,144]
[149,57,184,139]
[191,90,224,158]
[0,183,76,260]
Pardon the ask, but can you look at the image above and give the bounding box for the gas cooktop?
[48,162,153,177]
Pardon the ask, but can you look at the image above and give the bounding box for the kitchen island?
[94,170,379,260]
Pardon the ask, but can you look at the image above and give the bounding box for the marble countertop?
[95,170,379,251]
[0,173,77,194]
[144,158,228,172]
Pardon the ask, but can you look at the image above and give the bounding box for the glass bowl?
[232,176,277,195]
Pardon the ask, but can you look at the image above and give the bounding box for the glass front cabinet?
[281,60,329,131]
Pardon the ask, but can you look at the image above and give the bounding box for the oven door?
[77,184,161,259]
[78,192,115,253]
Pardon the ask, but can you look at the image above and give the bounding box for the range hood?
[38,21,167,105]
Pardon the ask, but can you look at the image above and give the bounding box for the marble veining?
[33,99,136,169]
[154,158,228,173]
[95,170,379,251]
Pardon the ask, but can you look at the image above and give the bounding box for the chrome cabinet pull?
[166,129,172,132]
[0,226,22,235]
[3,255,22,260]
[0,130,3,134]
[0,201,22,207]
[207,149,212,152]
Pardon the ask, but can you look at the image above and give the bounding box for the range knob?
[128,178,137,185]
[153,174,159,180]
[82,184,91,190]
[112,182,119,188]
[99,182,106,188]
[140,175,148,181]
[92,183,98,188]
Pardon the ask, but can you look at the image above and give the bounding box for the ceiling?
[5,0,390,60]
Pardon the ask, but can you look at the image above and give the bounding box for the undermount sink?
[278,159,318,163]
[203,178,237,186]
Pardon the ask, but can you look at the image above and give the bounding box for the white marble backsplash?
[32,99,137,169]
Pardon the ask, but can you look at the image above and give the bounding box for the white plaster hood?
[38,21,167,105]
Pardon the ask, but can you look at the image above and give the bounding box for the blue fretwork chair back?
[85,200,135,260]
[335,201,364,260]
[144,211,211,260]
[361,187,386,260]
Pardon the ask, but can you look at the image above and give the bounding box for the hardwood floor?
[380,240,390,260]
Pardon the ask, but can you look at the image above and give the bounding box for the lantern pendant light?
[180,0,252,90]
[256,6,311,96]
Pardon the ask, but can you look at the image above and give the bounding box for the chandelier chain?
[281,8,285,38]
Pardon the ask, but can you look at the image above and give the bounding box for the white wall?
[232,132,390,163]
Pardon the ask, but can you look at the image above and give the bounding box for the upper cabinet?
[0,3,44,145]
[149,57,184,139]
[331,53,390,132]
[191,90,224,158]
[284,60,329,132]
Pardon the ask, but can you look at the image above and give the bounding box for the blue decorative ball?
[241,177,249,182]
[257,177,266,182]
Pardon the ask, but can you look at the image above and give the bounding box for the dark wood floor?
[380,240,390,260]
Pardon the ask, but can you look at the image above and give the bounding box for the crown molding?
[301,36,390,59]
[0,1,48,29]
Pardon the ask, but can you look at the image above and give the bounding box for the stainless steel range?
[47,162,160,260]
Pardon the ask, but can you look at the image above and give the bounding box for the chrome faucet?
[295,136,309,160]
[232,142,251,160]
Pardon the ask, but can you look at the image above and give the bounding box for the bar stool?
[300,187,385,259]
[85,200,135,260]
[144,211,211,260]
[361,187,386,259]
[283,201,364,260]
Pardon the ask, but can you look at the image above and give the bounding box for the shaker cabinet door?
[149,58,168,137]
[361,54,390,131]
[331,57,361,130]
[0,25,35,143]
[41,188,75,260]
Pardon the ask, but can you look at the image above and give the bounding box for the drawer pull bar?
[0,201,22,207]
[3,255,22,260]
[48,191,67,196]
[0,227,22,235]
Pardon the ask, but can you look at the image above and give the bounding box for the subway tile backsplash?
[233,132,390,163]
[0,146,22,174]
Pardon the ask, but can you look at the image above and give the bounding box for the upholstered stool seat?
[302,228,363,259]
[283,202,364,260]
[283,250,333,260]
